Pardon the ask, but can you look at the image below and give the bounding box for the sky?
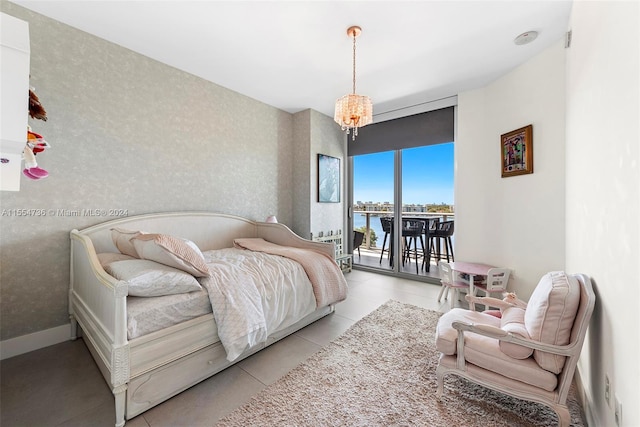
[353,142,454,205]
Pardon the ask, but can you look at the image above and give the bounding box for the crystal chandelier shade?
[334,26,373,141]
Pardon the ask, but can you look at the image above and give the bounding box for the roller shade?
[347,106,454,156]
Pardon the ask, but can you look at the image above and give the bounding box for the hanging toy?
[22,145,48,179]
[27,129,49,153]
[24,85,50,180]
[23,128,49,180]
[28,88,47,121]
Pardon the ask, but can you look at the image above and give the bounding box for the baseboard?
[0,323,71,360]
[575,365,600,427]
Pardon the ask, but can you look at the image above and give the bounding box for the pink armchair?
[435,272,595,426]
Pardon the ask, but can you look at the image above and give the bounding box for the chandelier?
[334,26,373,141]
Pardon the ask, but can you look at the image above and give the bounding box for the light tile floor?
[0,270,452,427]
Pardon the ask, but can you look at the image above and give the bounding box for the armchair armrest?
[452,321,577,356]
[464,294,512,311]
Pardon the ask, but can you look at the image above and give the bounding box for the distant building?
[353,201,454,213]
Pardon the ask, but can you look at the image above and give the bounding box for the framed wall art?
[501,124,533,178]
[317,154,340,203]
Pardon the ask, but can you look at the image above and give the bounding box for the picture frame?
[501,124,533,178]
[317,154,340,203]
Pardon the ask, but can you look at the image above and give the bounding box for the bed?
[69,212,347,427]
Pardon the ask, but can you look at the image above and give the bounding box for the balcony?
[352,210,455,279]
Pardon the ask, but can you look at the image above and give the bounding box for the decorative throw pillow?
[104,259,202,297]
[111,228,145,258]
[499,306,533,359]
[97,252,136,268]
[131,234,210,277]
[524,271,580,374]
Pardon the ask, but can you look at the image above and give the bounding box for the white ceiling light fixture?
[514,31,538,45]
[334,26,373,141]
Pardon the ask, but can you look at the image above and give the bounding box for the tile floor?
[0,270,452,427]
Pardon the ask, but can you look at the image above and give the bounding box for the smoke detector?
[514,31,538,45]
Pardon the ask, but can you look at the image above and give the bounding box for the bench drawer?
[127,342,229,418]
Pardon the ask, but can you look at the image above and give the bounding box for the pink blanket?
[233,238,348,307]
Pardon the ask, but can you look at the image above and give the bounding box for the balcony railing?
[353,210,454,250]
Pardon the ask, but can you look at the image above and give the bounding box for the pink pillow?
[111,228,145,258]
[499,307,533,359]
[524,272,580,374]
[131,234,211,277]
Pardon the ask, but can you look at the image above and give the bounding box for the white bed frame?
[69,212,337,427]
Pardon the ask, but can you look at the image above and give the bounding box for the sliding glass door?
[352,151,395,272]
[351,142,454,280]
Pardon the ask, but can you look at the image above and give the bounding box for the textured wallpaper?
[0,2,341,340]
[309,110,347,237]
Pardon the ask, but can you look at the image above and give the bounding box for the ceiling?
[11,0,573,120]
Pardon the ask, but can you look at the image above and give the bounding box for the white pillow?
[110,228,145,258]
[131,234,211,277]
[104,259,203,297]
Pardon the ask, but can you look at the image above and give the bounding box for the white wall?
[565,2,639,426]
[457,40,567,298]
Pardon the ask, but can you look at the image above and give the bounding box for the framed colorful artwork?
[501,124,533,177]
[317,154,340,203]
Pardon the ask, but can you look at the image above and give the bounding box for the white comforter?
[200,248,317,361]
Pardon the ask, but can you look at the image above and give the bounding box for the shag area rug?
[216,300,585,427]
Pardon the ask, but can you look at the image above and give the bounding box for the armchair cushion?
[524,271,580,374]
[463,336,558,391]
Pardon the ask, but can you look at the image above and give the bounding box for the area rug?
[216,300,585,426]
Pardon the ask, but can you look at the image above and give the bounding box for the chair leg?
[379,233,388,264]
[403,236,415,267]
[428,237,437,264]
[450,288,460,309]
[422,238,431,271]
[555,405,571,427]
[445,237,450,262]
[437,284,447,302]
[402,237,409,266]
[416,236,424,274]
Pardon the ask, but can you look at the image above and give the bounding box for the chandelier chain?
[352,31,357,94]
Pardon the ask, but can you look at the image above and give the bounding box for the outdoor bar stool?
[421,217,440,272]
[353,230,364,259]
[402,219,425,274]
[429,220,455,262]
[379,217,394,266]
